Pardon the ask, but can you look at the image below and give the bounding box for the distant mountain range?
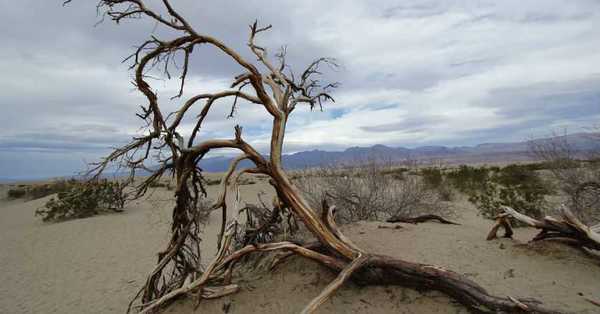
[198,132,600,172]
[1,133,597,183]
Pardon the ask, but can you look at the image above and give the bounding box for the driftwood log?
[487,206,600,251]
[387,214,460,225]
[66,1,572,313]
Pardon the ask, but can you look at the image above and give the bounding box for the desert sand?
[1,177,599,314]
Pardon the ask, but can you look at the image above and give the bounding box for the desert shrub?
[469,183,546,222]
[529,132,600,224]
[419,167,454,201]
[519,162,553,172]
[381,167,410,180]
[447,165,490,194]
[6,179,77,200]
[35,179,127,222]
[494,164,548,188]
[295,162,452,224]
[27,180,75,199]
[7,188,27,199]
[420,167,443,188]
[468,164,550,222]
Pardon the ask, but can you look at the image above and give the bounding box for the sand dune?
[1,180,599,313]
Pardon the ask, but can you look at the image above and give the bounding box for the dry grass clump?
[295,161,453,224]
[529,132,600,225]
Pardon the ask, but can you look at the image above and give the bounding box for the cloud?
[1,0,599,178]
[361,115,445,133]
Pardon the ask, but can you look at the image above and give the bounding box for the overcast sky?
[1,0,599,180]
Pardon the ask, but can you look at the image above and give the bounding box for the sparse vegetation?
[420,166,454,201]
[420,167,444,188]
[7,188,27,199]
[61,1,570,312]
[446,165,490,194]
[35,179,127,222]
[529,132,600,225]
[460,164,551,222]
[6,179,77,200]
[296,162,453,224]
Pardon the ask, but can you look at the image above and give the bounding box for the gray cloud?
[361,115,444,133]
[1,0,599,179]
[478,78,600,123]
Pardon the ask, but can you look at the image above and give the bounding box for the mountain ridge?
[197,132,599,172]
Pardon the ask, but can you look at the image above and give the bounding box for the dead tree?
[488,205,600,251]
[67,1,568,313]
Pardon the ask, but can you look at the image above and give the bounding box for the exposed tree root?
[141,206,567,314]
[487,206,600,251]
[353,255,563,313]
[216,243,565,314]
[301,253,369,314]
[387,214,460,225]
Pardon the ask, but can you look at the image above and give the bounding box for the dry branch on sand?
[65,1,571,313]
[387,214,460,225]
[487,205,600,251]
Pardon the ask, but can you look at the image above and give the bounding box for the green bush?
[468,164,551,223]
[7,188,27,199]
[35,179,126,222]
[469,183,546,222]
[447,165,490,194]
[419,167,454,201]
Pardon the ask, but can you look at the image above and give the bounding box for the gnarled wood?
[68,2,570,313]
[486,213,514,240]
[301,254,369,314]
[387,214,460,225]
[487,206,600,251]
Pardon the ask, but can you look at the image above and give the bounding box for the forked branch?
[66,1,572,313]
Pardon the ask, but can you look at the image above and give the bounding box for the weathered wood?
[69,2,571,313]
[486,214,513,240]
[487,206,600,251]
[387,214,460,225]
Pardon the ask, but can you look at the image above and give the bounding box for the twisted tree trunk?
[68,1,570,313]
